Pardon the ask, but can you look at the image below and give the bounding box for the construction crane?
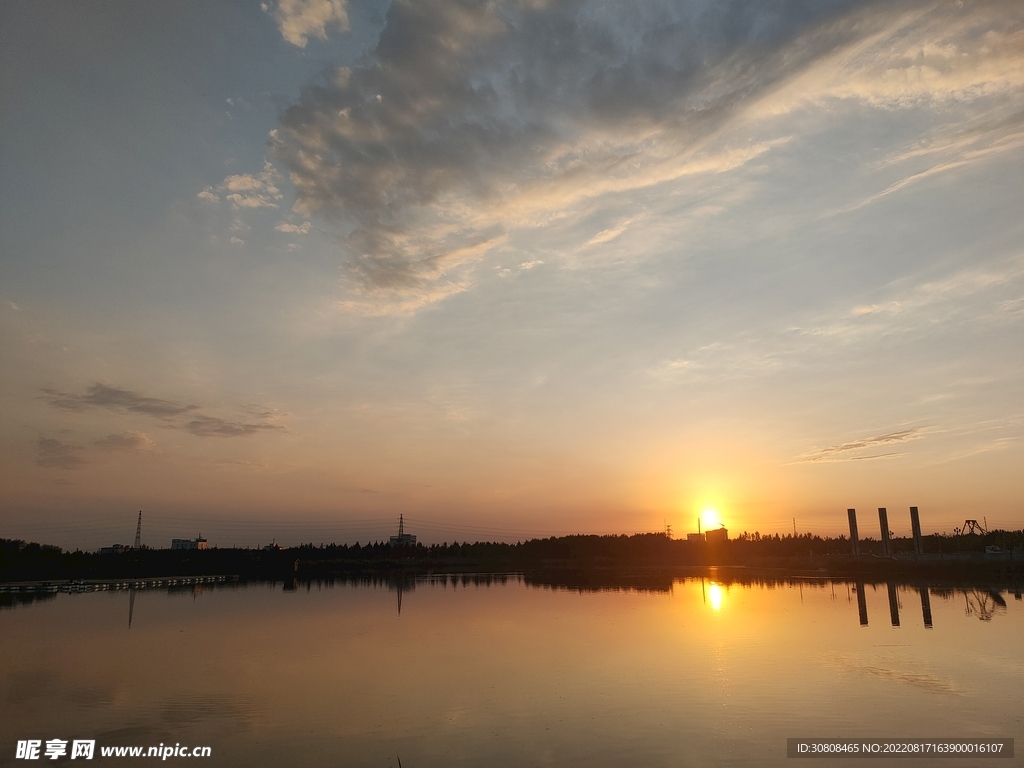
[134,511,142,549]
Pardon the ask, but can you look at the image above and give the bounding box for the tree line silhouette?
[3,528,1023,583]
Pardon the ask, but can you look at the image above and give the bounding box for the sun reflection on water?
[708,583,723,611]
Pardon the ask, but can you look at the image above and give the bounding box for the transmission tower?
[956,519,987,536]
[134,511,142,549]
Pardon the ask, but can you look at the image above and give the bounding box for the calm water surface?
[2,575,1022,767]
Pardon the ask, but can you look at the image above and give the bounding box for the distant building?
[263,539,286,551]
[389,515,416,546]
[686,533,705,542]
[705,527,728,544]
[99,544,130,554]
[171,535,208,550]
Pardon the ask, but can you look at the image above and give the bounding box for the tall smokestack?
[848,509,860,555]
[878,508,891,556]
[909,506,923,555]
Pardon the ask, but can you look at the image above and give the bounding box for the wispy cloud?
[44,384,198,418]
[37,438,86,469]
[930,437,1018,465]
[497,259,544,278]
[182,415,285,438]
[581,216,642,248]
[794,428,924,463]
[839,130,1024,213]
[266,0,894,311]
[751,4,1024,117]
[252,0,1024,314]
[95,432,156,452]
[43,384,286,439]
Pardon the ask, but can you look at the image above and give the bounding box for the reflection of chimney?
[887,583,900,627]
[910,506,923,555]
[848,509,860,555]
[919,587,933,628]
[855,582,868,626]
[878,508,891,556]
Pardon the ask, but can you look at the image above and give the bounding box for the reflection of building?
[389,515,416,546]
[171,535,208,550]
[705,527,728,543]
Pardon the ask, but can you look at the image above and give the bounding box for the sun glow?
[701,508,720,530]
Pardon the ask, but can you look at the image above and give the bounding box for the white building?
[389,515,416,546]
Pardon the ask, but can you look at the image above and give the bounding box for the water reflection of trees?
[962,589,1008,622]
[0,590,57,610]
[309,571,1021,626]
[5,572,1020,631]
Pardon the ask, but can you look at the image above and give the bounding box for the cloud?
[751,3,1024,117]
[749,254,1024,355]
[795,428,924,463]
[252,0,1024,314]
[497,259,544,278]
[243,404,288,421]
[839,129,1024,213]
[334,233,507,314]
[182,415,286,438]
[581,217,641,248]
[877,110,1024,169]
[648,250,1024,391]
[43,384,287,439]
[198,162,283,210]
[931,437,1017,464]
[94,432,156,452]
[269,0,884,310]
[37,438,85,469]
[44,384,198,418]
[263,0,349,48]
[275,221,311,234]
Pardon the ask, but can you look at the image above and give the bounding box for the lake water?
[2,573,1022,767]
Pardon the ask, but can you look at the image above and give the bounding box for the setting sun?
[701,509,721,531]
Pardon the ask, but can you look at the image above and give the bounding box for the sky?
[1,0,1022,550]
